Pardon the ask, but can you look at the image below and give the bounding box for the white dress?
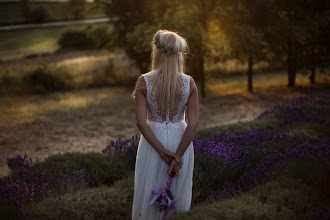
[132,72,194,220]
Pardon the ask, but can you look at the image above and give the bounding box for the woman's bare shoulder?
[134,73,149,96]
[183,73,194,82]
[183,73,197,96]
[137,72,150,83]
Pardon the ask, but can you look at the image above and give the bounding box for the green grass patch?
[23,174,134,220]
[0,2,105,25]
[168,158,329,220]
[36,151,134,186]
[0,23,111,61]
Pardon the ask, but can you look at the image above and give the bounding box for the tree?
[215,0,274,92]
[294,1,330,84]
[94,0,171,73]
[96,0,222,97]
[272,0,330,87]
[178,0,219,97]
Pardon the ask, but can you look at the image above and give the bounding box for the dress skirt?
[132,119,194,220]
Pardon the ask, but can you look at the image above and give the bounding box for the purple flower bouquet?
[148,172,176,218]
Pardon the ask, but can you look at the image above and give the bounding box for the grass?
[0,23,113,61]
[168,177,328,220]
[23,174,134,220]
[168,155,330,220]
[0,51,329,218]
[0,86,134,124]
[0,2,105,25]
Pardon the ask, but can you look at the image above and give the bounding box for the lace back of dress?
[144,73,190,123]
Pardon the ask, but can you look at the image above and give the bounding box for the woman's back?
[143,72,191,123]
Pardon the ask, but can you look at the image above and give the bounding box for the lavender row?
[0,156,93,218]
[257,93,330,127]
[210,141,329,200]
[102,133,140,156]
[193,127,305,170]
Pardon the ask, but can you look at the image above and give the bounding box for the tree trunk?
[310,67,315,84]
[310,48,316,84]
[199,54,206,97]
[195,33,206,97]
[287,37,296,88]
[247,53,253,92]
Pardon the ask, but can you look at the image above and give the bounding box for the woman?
[131,29,199,219]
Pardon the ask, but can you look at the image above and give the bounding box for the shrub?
[84,24,114,49]
[30,6,51,23]
[58,24,114,50]
[0,71,16,94]
[58,29,94,50]
[23,60,73,93]
[88,61,137,88]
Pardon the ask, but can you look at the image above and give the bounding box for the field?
[0,11,329,219]
[0,76,329,218]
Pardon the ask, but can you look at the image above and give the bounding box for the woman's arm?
[134,76,179,163]
[175,76,199,158]
[167,76,199,176]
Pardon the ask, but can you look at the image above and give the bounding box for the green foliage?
[124,23,160,73]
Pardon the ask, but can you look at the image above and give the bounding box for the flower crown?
[154,33,181,56]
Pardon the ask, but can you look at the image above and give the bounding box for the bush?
[84,24,115,49]
[23,60,72,93]
[88,61,137,88]
[0,71,16,94]
[30,6,51,23]
[58,29,94,50]
[58,24,114,50]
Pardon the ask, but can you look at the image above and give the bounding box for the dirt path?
[1,80,329,177]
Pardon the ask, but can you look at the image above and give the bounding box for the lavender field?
[0,93,329,219]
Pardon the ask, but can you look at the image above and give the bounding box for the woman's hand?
[159,150,179,166]
[167,157,183,177]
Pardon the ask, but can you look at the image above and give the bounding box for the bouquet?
[148,171,176,218]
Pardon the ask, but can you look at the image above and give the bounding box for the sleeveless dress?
[132,72,194,220]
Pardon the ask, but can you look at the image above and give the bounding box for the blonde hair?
[133,29,189,117]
